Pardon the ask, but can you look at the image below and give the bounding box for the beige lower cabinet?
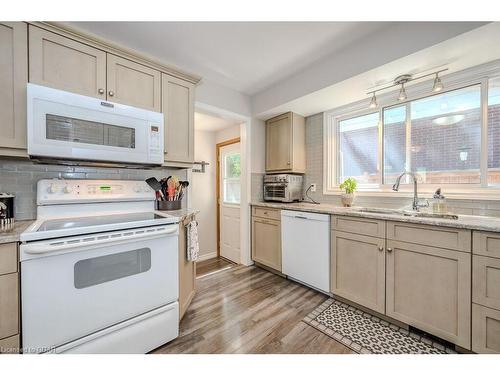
[0,273,18,339]
[386,239,471,349]
[472,304,500,353]
[0,334,20,354]
[473,255,500,311]
[178,218,196,320]
[252,214,281,272]
[331,231,385,314]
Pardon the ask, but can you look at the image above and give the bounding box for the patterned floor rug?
[303,299,456,354]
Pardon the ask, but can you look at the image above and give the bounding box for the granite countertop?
[156,208,200,222]
[0,220,34,244]
[251,201,500,233]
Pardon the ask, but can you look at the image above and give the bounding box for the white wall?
[191,130,217,260]
[251,22,487,117]
[215,124,241,143]
[192,124,244,261]
[196,78,252,117]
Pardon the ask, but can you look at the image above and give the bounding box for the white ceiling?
[262,22,500,118]
[195,112,240,132]
[64,22,391,95]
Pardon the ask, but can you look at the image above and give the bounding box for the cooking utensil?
[145,177,165,200]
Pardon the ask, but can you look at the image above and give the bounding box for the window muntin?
[337,112,379,185]
[488,77,500,185]
[222,152,241,204]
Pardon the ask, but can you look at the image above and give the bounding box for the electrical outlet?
[310,183,317,192]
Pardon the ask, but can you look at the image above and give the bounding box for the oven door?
[20,224,178,352]
[27,83,164,165]
[264,183,289,202]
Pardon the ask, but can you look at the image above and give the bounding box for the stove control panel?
[37,179,155,205]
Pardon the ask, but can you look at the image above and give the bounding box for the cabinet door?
[178,220,196,320]
[0,273,19,339]
[0,22,28,151]
[472,304,500,354]
[106,54,161,111]
[331,231,385,313]
[473,255,500,310]
[252,218,281,272]
[29,25,106,98]
[266,114,292,172]
[162,73,195,164]
[386,240,471,348]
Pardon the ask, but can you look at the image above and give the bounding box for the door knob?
[108,90,115,97]
[98,88,105,95]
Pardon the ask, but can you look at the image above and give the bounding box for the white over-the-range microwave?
[27,83,164,165]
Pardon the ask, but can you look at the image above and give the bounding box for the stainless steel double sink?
[351,207,459,220]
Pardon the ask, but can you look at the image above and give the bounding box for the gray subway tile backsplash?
[0,159,186,220]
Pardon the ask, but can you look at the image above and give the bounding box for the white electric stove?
[20,179,180,354]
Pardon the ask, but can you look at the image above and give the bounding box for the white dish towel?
[186,220,199,262]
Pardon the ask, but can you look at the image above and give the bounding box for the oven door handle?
[23,225,178,255]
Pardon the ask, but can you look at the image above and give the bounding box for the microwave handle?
[23,225,178,255]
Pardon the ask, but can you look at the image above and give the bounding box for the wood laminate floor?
[196,257,235,277]
[153,265,354,354]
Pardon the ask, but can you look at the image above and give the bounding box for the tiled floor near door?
[152,265,354,354]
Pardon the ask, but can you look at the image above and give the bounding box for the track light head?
[432,73,444,92]
[369,93,378,109]
[398,84,407,101]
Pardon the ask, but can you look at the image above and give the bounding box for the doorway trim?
[216,137,241,258]
[194,101,252,266]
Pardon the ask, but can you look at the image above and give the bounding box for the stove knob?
[63,185,73,194]
[47,184,59,194]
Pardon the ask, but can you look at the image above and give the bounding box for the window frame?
[323,60,500,199]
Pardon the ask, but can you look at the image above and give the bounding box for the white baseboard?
[196,251,217,262]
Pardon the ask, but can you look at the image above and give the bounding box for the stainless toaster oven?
[263,174,303,203]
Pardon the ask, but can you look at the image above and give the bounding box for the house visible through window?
[325,70,500,195]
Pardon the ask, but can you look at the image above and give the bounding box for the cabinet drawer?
[472,304,500,354]
[252,206,281,221]
[0,273,19,339]
[0,334,19,354]
[387,221,471,252]
[331,215,385,238]
[473,231,500,259]
[0,243,17,275]
[473,255,500,310]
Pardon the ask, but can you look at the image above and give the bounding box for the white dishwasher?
[281,210,330,294]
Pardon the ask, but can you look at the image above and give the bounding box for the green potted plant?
[339,178,357,207]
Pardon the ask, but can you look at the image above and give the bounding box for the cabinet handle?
[387,247,393,252]
[98,88,105,95]
[108,90,115,97]
[378,246,383,252]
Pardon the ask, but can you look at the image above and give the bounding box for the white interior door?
[219,142,241,263]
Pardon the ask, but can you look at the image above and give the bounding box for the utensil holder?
[157,200,182,211]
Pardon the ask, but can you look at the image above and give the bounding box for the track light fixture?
[432,73,444,92]
[367,68,447,108]
[369,92,378,108]
[398,84,407,101]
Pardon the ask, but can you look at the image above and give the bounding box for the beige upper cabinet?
[386,239,471,349]
[331,231,386,314]
[162,73,195,164]
[0,22,28,152]
[266,112,305,173]
[106,54,161,111]
[29,25,107,98]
